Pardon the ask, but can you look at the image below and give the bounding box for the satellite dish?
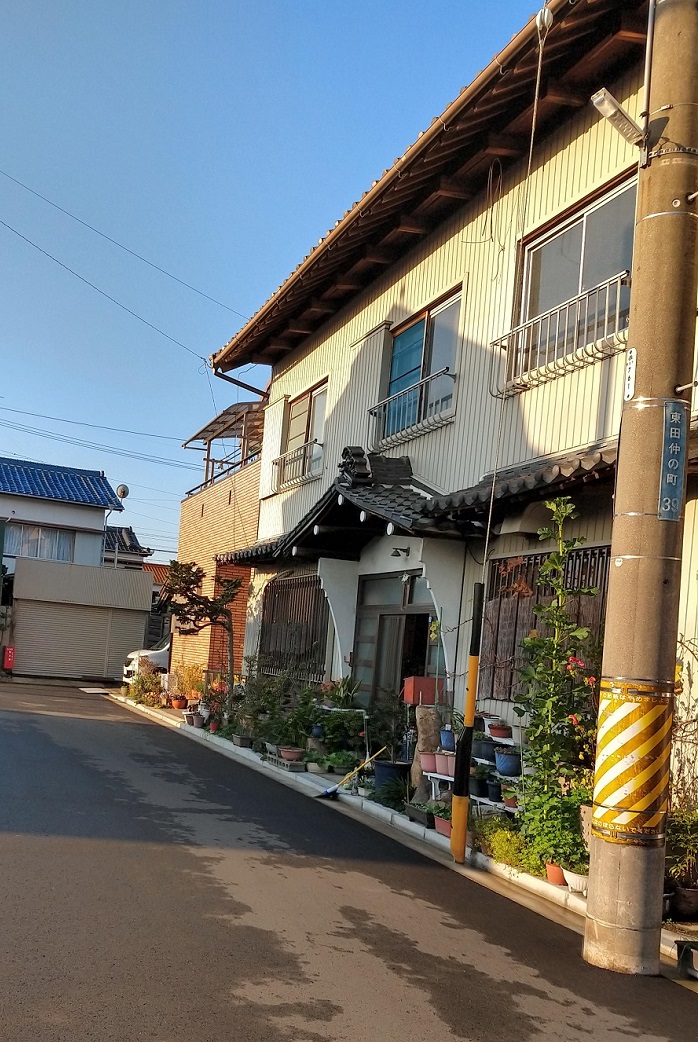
[116,484,130,499]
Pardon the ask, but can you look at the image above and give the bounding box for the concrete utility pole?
[584,0,698,974]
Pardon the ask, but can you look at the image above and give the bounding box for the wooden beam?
[333,279,362,293]
[617,13,647,44]
[305,298,335,314]
[434,176,472,200]
[485,133,526,158]
[542,81,588,108]
[362,247,393,265]
[286,321,314,336]
[395,215,429,235]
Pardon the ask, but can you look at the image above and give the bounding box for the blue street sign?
[658,400,688,521]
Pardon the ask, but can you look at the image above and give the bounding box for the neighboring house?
[208,0,698,720]
[102,525,152,568]
[142,562,171,648]
[171,401,263,678]
[0,457,152,681]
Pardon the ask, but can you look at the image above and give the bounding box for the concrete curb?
[105,692,681,961]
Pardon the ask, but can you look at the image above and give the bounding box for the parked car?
[123,634,171,683]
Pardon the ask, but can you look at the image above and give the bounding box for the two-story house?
[207,0,698,718]
[171,400,263,679]
[0,457,152,680]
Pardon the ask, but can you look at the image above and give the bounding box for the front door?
[351,574,443,706]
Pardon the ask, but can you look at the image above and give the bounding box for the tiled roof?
[217,540,281,565]
[143,562,170,585]
[0,457,123,510]
[104,525,151,557]
[428,444,619,516]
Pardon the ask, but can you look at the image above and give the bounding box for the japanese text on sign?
[658,401,688,521]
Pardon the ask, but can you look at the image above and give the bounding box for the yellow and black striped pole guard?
[591,678,674,846]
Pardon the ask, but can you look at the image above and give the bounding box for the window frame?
[521,176,637,324]
[275,378,328,489]
[387,288,462,396]
[2,522,76,564]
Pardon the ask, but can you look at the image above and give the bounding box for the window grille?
[259,575,329,682]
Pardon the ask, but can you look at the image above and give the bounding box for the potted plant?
[370,775,411,812]
[487,721,513,739]
[666,809,698,917]
[494,746,521,777]
[472,731,496,762]
[369,692,411,788]
[468,764,489,797]
[303,752,327,774]
[406,801,436,829]
[433,803,452,838]
[487,775,502,802]
[502,786,518,809]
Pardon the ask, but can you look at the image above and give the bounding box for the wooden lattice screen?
[479,545,610,701]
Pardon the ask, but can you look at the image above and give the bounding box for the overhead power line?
[0,166,249,320]
[0,405,184,441]
[0,217,205,361]
[0,416,199,471]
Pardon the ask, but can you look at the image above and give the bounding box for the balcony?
[492,271,630,397]
[368,367,457,450]
[273,440,324,490]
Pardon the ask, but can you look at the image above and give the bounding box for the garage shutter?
[14,601,109,679]
[105,610,149,678]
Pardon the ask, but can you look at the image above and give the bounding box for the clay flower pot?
[420,752,437,773]
[435,753,450,776]
[444,752,456,778]
[171,697,187,710]
[209,720,220,733]
[434,815,452,838]
[488,723,512,739]
[545,862,566,886]
[278,746,304,762]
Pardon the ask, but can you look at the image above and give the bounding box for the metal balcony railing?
[368,367,457,449]
[272,440,323,490]
[492,271,630,397]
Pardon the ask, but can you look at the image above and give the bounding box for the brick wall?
[171,460,260,676]
[208,562,249,676]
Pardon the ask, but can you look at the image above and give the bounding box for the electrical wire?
[0,217,205,361]
[0,405,184,442]
[0,166,249,320]
[0,416,199,471]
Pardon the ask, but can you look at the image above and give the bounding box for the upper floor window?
[3,522,75,563]
[273,382,327,489]
[369,292,460,447]
[525,181,636,322]
[494,181,636,394]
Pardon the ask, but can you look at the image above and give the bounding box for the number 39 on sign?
[658,401,688,522]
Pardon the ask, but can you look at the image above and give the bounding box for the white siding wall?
[13,558,153,611]
[0,495,106,532]
[255,65,669,545]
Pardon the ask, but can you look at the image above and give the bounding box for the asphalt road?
[0,685,695,1042]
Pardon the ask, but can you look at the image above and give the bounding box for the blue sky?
[1,1,537,559]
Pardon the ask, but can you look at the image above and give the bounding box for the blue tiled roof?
[0,457,123,510]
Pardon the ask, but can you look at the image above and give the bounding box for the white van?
[123,634,171,684]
